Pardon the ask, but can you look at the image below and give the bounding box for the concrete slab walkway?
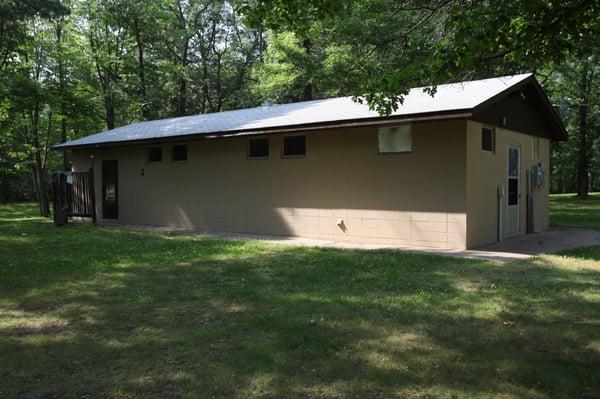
[475,227,600,258]
[100,221,600,262]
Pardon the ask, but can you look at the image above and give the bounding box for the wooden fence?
[52,169,96,226]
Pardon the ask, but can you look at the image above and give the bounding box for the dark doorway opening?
[102,160,118,219]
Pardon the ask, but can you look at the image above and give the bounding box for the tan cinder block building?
[56,74,567,249]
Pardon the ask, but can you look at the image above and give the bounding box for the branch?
[480,0,594,63]
[41,107,53,171]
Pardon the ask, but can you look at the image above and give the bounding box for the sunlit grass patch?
[1,202,599,398]
[550,192,600,230]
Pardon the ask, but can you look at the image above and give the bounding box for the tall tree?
[84,0,129,129]
[546,53,600,197]
[125,1,152,120]
[251,28,355,103]
[576,62,595,198]
[164,0,208,115]
[162,0,263,115]
[0,0,68,73]
[5,19,58,216]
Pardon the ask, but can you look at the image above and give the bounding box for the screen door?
[507,144,520,234]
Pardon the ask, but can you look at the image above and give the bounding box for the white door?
[507,144,520,234]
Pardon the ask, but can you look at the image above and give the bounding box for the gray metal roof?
[55,73,533,149]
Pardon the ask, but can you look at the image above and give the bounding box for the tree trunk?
[133,17,150,120]
[89,18,119,131]
[104,71,115,130]
[177,43,189,116]
[56,20,69,170]
[576,70,590,199]
[178,73,187,116]
[30,108,50,217]
[32,158,49,217]
[300,37,313,101]
[215,52,223,111]
[0,177,6,203]
[61,118,68,170]
[201,53,210,113]
[302,82,313,102]
[560,163,566,193]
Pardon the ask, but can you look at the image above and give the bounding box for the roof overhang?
[53,73,568,151]
[471,75,568,141]
[53,110,472,151]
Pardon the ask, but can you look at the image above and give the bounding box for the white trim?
[507,143,521,235]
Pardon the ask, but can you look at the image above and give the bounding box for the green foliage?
[0,0,267,203]
[1,0,600,204]
[545,51,600,193]
[252,31,304,102]
[238,0,344,35]
[251,30,355,103]
[0,0,68,72]
[242,0,600,114]
[436,1,600,74]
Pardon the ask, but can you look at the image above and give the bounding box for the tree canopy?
[1,0,599,209]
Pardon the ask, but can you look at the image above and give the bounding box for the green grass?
[1,203,599,398]
[550,192,600,230]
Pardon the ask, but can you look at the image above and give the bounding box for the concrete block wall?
[72,119,468,249]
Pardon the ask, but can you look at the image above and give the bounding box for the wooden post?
[52,172,59,225]
[52,172,68,226]
[89,167,97,224]
[60,173,69,226]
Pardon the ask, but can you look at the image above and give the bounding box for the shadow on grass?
[1,206,600,398]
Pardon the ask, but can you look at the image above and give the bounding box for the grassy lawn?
[550,192,600,230]
[1,203,599,398]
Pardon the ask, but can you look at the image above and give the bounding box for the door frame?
[102,160,118,219]
[506,143,520,235]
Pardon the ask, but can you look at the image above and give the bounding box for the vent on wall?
[378,125,412,153]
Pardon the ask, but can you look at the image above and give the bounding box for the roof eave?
[471,74,535,115]
[471,74,568,141]
[52,110,473,151]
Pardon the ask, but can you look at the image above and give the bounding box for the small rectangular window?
[482,127,495,152]
[283,135,306,157]
[532,137,540,160]
[172,144,187,162]
[148,146,162,163]
[378,125,412,153]
[248,138,269,159]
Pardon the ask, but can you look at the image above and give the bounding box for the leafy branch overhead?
[0,0,599,206]
[239,0,600,115]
